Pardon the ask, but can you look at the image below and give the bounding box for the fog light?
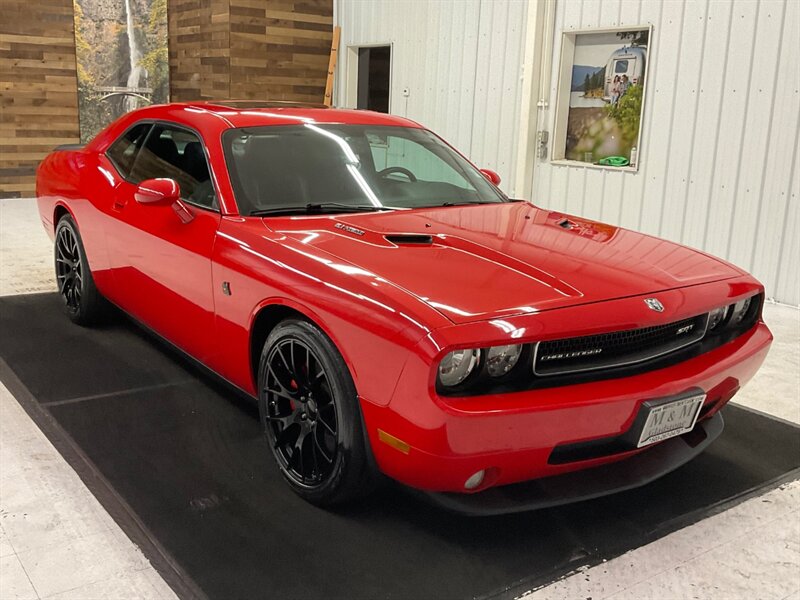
[464,469,485,490]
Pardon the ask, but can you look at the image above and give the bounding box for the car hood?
[262,203,741,324]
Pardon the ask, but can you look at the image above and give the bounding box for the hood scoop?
[384,234,434,246]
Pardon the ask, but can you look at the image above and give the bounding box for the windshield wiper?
[439,197,521,207]
[250,203,394,217]
[440,200,495,207]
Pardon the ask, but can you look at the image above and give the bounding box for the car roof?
[165,101,423,129]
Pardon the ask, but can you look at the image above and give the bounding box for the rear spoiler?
[54,143,85,151]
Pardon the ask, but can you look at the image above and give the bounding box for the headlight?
[708,306,729,330]
[706,294,759,336]
[729,296,753,325]
[486,344,522,377]
[438,348,480,387]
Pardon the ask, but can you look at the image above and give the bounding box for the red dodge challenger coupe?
[36,102,772,514]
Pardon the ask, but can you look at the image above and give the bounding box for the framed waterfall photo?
[551,25,653,171]
[72,0,169,142]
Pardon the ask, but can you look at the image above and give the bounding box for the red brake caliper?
[289,379,298,410]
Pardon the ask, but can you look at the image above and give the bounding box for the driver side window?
[369,134,470,189]
[129,124,217,210]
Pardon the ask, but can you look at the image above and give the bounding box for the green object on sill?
[598,156,630,167]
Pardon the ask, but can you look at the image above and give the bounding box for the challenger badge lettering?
[335,222,365,236]
[540,348,603,361]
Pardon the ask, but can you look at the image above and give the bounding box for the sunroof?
[204,100,329,109]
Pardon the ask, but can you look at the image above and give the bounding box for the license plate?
[636,393,705,448]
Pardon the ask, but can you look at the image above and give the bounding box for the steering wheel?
[378,166,417,182]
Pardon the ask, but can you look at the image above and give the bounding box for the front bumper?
[360,319,772,494]
[422,410,724,515]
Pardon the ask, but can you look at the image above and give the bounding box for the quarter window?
[129,124,216,209]
[107,123,151,177]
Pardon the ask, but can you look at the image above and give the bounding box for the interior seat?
[182,141,209,183]
[148,136,179,166]
[238,135,308,212]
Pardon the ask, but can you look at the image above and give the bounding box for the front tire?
[257,319,375,506]
[54,214,106,325]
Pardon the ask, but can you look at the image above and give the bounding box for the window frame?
[550,24,653,172]
[105,119,221,213]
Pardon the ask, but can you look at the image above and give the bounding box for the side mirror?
[134,178,180,206]
[480,169,501,186]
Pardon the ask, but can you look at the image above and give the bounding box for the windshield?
[222,124,507,215]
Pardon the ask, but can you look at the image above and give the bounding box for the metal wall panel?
[335,0,528,192]
[534,0,799,305]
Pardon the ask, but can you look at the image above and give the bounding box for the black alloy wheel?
[55,222,83,315]
[54,215,106,325]
[258,319,377,506]
[264,337,339,486]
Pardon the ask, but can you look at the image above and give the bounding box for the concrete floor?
[0,197,798,599]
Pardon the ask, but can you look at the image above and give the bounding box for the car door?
[96,122,153,299]
[109,122,220,362]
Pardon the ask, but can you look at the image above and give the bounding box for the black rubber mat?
[1,293,798,600]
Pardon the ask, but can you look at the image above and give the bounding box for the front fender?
[208,218,448,403]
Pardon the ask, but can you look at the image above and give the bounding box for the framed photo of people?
[552,25,653,171]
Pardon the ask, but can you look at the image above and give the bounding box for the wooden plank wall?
[169,0,231,101]
[169,0,333,103]
[230,0,332,102]
[0,0,80,199]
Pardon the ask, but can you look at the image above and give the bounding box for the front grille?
[533,314,709,376]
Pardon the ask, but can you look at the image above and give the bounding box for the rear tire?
[54,214,106,325]
[257,319,376,506]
